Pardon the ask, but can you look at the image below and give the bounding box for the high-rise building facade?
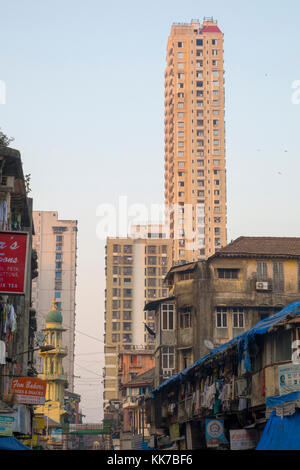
[164,18,227,264]
[103,226,172,409]
[32,211,78,392]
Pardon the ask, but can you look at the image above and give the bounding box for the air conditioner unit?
[256,281,269,291]
[162,368,173,378]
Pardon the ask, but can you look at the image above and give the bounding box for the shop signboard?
[278,364,300,395]
[0,231,29,294]
[230,429,258,450]
[205,419,225,448]
[50,428,62,442]
[33,416,45,432]
[0,416,14,436]
[11,377,47,405]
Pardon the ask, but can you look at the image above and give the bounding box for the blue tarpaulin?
[152,301,300,396]
[0,436,31,450]
[266,392,300,408]
[256,410,300,450]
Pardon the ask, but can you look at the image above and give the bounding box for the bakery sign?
[0,231,29,294]
[11,377,47,405]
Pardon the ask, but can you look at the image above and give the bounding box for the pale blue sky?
[1,0,300,422]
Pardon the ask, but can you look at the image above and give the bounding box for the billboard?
[0,231,28,294]
[11,377,47,405]
[0,416,14,436]
[278,364,300,395]
[230,429,258,450]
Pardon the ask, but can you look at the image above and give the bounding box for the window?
[217,268,239,279]
[123,266,132,275]
[178,52,184,58]
[123,334,132,343]
[273,262,284,291]
[112,334,120,343]
[161,304,174,330]
[196,39,203,46]
[257,261,268,281]
[112,322,120,331]
[123,300,132,309]
[233,308,244,328]
[216,307,228,328]
[123,322,131,331]
[130,355,141,367]
[55,302,61,309]
[123,288,132,297]
[55,292,61,298]
[178,62,184,69]
[178,42,183,48]
[180,308,191,328]
[56,236,63,242]
[56,253,62,260]
[112,311,120,319]
[56,262,62,269]
[148,289,157,298]
[162,346,175,369]
[123,311,131,320]
[148,256,156,265]
[55,271,62,279]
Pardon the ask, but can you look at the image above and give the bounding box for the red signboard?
[11,377,47,405]
[0,231,28,294]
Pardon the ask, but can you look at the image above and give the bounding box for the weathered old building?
[0,146,35,399]
[149,301,300,450]
[145,237,300,388]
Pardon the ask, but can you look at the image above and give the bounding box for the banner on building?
[11,377,47,405]
[0,231,28,294]
[278,364,300,395]
[50,428,62,442]
[0,416,14,436]
[230,429,258,450]
[205,419,226,447]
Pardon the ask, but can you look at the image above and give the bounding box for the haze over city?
[1,0,300,427]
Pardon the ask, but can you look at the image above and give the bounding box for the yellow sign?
[33,416,45,432]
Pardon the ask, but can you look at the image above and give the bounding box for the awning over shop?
[256,409,300,450]
[0,436,31,450]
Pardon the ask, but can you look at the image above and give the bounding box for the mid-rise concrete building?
[32,211,78,391]
[103,226,172,409]
[145,237,300,388]
[164,18,227,264]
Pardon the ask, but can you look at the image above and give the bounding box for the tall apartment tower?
[32,211,78,392]
[164,18,227,265]
[103,225,172,409]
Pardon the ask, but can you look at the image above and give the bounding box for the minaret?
[35,298,68,425]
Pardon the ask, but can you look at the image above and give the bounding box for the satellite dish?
[204,339,215,350]
[35,331,46,347]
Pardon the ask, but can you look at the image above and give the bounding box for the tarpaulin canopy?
[266,392,300,408]
[256,410,300,450]
[0,436,31,450]
[153,301,300,396]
